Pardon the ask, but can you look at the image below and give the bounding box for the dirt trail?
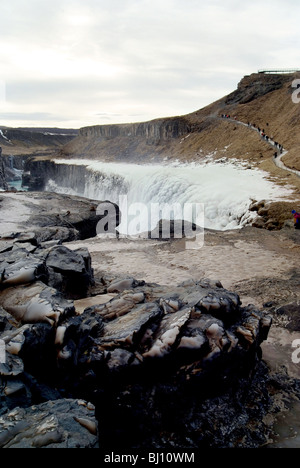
[219,116,300,178]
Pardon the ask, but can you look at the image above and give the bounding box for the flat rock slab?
[0,192,103,241]
[0,282,74,325]
[143,307,192,358]
[0,399,98,448]
[74,294,116,314]
[101,302,162,348]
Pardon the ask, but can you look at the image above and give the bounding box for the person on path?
[292,210,300,229]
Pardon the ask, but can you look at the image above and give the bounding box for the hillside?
[60,72,300,171]
[0,127,78,157]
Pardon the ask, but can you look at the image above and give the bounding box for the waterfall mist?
[45,159,293,233]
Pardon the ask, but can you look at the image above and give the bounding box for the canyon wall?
[58,72,300,170]
[0,147,8,190]
[79,117,193,143]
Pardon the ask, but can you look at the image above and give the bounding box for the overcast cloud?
[0,0,299,129]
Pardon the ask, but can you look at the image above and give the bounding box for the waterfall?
[45,159,293,233]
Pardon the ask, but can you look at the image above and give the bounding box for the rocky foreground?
[0,192,300,449]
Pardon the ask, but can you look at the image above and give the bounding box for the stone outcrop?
[49,72,300,181]
[0,127,78,159]
[0,191,120,241]
[249,200,298,231]
[0,399,98,448]
[0,225,275,448]
[0,147,8,191]
[79,117,192,144]
[23,159,86,191]
[225,73,293,105]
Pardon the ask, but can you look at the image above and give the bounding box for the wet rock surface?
[0,233,277,449]
[0,399,98,448]
[0,204,299,449]
[0,191,120,242]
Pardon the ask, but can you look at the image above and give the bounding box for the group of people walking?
[220,114,284,157]
[247,122,284,157]
[220,114,299,231]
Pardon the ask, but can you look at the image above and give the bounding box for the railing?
[258,69,300,74]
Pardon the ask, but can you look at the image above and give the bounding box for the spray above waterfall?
[45,159,293,233]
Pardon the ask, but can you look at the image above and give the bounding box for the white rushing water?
[45,159,293,233]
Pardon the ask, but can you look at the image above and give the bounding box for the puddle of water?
[262,326,300,448]
[266,400,300,448]
[262,327,300,379]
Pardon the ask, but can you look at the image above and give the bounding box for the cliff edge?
[59,72,300,173]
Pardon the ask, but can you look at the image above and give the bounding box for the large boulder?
[0,224,276,450]
[0,241,95,300]
[45,246,94,299]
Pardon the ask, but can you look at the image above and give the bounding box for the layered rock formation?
[0,400,98,448]
[0,148,8,191]
[56,72,300,171]
[22,72,300,227]
[0,200,284,449]
[80,117,191,142]
[0,127,77,157]
[0,191,120,241]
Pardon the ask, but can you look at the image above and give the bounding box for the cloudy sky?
[0,0,299,129]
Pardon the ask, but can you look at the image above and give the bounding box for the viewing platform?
[258,69,300,74]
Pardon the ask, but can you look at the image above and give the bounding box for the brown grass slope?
[57,72,300,229]
[61,72,300,171]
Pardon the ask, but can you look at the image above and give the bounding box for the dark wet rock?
[0,242,94,301]
[106,349,139,371]
[45,246,94,299]
[101,302,162,349]
[143,307,192,358]
[55,310,104,376]
[87,291,145,321]
[0,399,98,448]
[0,306,19,333]
[142,278,241,325]
[0,225,277,450]
[0,192,118,243]
[0,353,24,378]
[35,226,79,244]
[148,219,203,240]
[275,301,300,332]
[0,350,31,416]
[0,147,8,191]
[46,246,87,274]
[0,256,48,288]
[0,282,75,325]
